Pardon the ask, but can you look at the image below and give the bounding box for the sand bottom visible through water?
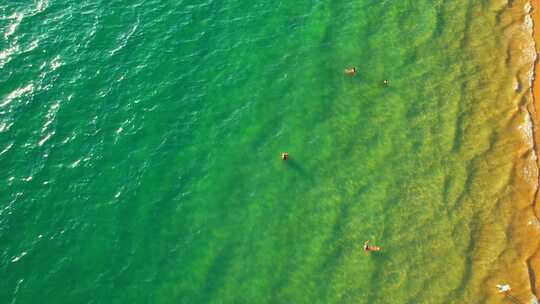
[0,0,540,303]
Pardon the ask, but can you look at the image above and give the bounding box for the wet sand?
[527,0,540,298]
[480,2,540,302]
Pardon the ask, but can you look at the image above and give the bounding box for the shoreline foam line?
[526,0,540,297]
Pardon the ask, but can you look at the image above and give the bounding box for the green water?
[1,0,538,303]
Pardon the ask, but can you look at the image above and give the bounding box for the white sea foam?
[526,15,533,31]
[523,149,538,186]
[0,121,13,133]
[42,101,60,132]
[11,251,27,263]
[4,13,23,40]
[525,2,532,14]
[529,68,536,88]
[11,278,24,303]
[24,39,39,53]
[61,134,75,145]
[0,199,14,216]
[525,1,537,89]
[42,118,53,131]
[38,132,53,146]
[518,39,536,87]
[0,44,20,69]
[520,111,539,186]
[48,101,59,111]
[0,84,34,108]
[36,0,49,13]
[529,218,540,229]
[110,19,139,56]
[50,56,62,70]
[71,159,81,168]
[0,143,13,156]
[519,112,534,147]
[5,13,23,40]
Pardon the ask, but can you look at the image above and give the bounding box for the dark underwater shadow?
[283,158,311,180]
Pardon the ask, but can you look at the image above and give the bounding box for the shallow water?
[1,0,538,303]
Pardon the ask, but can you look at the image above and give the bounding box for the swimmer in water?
[345,67,357,76]
[496,284,511,294]
[383,79,389,86]
[281,152,289,160]
[363,240,380,252]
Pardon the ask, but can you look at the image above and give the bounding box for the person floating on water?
[345,67,357,76]
[363,240,380,252]
[281,152,289,160]
[496,284,522,303]
[496,284,511,294]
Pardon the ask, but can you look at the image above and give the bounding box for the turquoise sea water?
[1,0,539,303]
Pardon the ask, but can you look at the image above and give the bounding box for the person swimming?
[383,79,389,86]
[281,152,289,160]
[496,284,511,294]
[363,240,380,252]
[345,67,357,76]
